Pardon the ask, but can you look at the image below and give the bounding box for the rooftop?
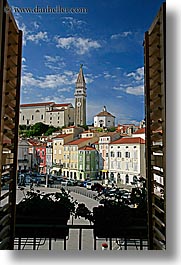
[65,138,92,145]
[111,137,145,144]
[133,128,145,134]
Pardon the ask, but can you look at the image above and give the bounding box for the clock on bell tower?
[74,64,87,126]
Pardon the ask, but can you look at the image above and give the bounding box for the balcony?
[14,223,148,250]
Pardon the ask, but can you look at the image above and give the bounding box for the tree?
[31,122,49,136]
[44,126,57,136]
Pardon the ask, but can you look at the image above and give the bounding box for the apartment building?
[62,137,98,179]
[52,133,74,175]
[46,139,53,175]
[20,102,74,127]
[62,126,84,137]
[116,124,139,136]
[78,146,99,180]
[98,132,121,179]
[109,137,146,184]
[17,139,32,172]
[79,130,105,139]
[132,127,145,140]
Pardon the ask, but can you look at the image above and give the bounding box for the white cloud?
[57,87,72,92]
[39,95,74,105]
[26,31,48,43]
[62,17,87,30]
[44,55,66,70]
[125,85,144,96]
[111,31,132,39]
[13,15,48,45]
[55,36,101,54]
[21,71,78,90]
[126,67,144,81]
[32,21,40,29]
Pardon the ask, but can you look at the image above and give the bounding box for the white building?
[19,102,74,127]
[98,132,120,179]
[17,139,32,172]
[46,139,53,175]
[109,137,146,184]
[94,106,115,128]
[132,127,145,140]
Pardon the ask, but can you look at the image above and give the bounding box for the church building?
[74,64,87,126]
[94,106,115,128]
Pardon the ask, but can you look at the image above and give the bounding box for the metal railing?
[14,223,148,250]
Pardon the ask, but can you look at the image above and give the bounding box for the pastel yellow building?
[52,133,74,175]
[62,137,98,180]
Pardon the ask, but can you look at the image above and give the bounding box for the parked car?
[86,182,92,190]
[75,180,84,187]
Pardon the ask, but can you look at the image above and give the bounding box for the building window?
[133,163,138,171]
[110,151,114,157]
[134,150,138,159]
[86,164,90,170]
[125,152,130,158]
[125,174,129,184]
[32,115,34,120]
[106,153,108,157]
[42,150,45,156]
[125,162,129,170]
[117,161,121,169]
[23,116,24,120]
[41,115,43,120]
[117,152,121,157]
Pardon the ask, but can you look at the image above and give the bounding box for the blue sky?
[9,0,164,125]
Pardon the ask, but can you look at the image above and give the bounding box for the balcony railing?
[14,223,148,250]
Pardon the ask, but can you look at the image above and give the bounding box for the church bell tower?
[74,64,87,126]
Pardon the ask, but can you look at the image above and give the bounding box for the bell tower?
[74,64,87,126]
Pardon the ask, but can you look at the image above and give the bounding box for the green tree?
[44,126,57,136]
[107,127,116,132]
[31,122,49,136]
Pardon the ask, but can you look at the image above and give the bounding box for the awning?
[101,170,108,172]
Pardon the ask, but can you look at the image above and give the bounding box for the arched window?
[133,175,138,183]
[125,174,129,184]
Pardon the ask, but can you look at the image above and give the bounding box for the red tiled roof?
[134,128,145,134]
[95,111,115,117]
[28,139,40,146]
[20,102,72,108]
[111,137,145,144]
[99,132,119,137]
[20,102,54,107]
[64,126,76,129]
[65,138,92,145]
[52,133,72,139]
[79,146,96,151]
[53,103,71,107]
